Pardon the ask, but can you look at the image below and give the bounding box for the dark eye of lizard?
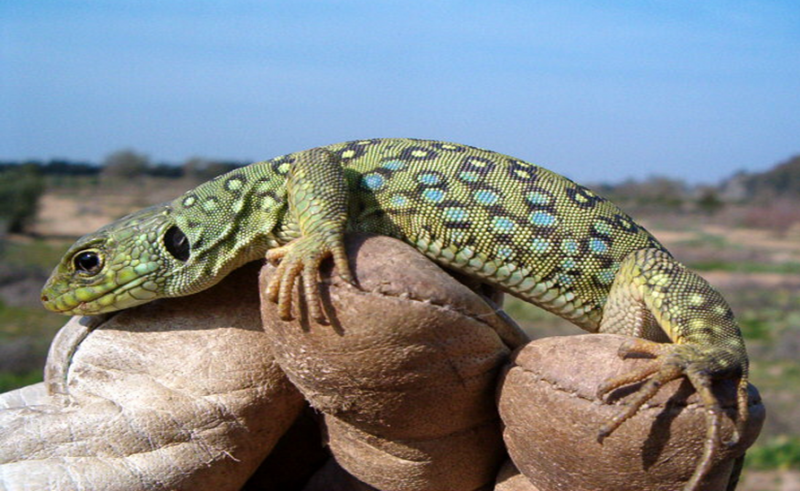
[73,251,103,275]
[164,226,191,261]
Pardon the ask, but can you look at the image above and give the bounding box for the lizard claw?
[265,233,353,322]
[596,339,678,442]
[596,338,746,491]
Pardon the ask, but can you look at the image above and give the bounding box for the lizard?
[41,138,750,490]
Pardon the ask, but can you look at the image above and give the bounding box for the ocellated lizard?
[41,138,750,490]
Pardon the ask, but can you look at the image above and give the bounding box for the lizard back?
[325,138,667,329]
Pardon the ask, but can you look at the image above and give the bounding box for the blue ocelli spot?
[418,173,441,186]
[390,195,410,207]
[590,238,609,253]
[382,159,406,171]
[473,190,499,206]
[526,192,550,206]
[362,173,385,190]
[558,274,575,286]
[444,207,468,221]
[423,189,445,203]
[561,258,577,270]
[530,211,557,227]
[560,239,579,255]
[497,246,514,259]
[492,216,516,233]
[530,238,551,253]
[458,171,479,183]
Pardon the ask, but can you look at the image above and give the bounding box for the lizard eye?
[73,251,103,275]
[164,226,190,261]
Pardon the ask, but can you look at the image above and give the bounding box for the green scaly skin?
[41,138,750,490]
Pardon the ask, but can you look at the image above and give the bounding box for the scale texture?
[41,138,750,491]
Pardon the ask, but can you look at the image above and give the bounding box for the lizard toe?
[265,232,349,323]
[597,355,683,443]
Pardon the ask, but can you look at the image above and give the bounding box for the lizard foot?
[596,338,745,491]
[265,232,354,322]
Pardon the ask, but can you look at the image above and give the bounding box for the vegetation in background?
[695,188,725,214]
[1,150,247,184]
[738,154,800,199]
[0,238,71,391]
[1,147,799,227]
[0,165,46,234]
[102,149,152,179]
[600,176,688,212]
[746,437,800,471]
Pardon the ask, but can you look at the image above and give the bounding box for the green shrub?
[0,165,45,234]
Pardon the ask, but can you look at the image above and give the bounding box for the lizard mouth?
[42,275,153,315]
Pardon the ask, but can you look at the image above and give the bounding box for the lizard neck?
[168,157,295,289]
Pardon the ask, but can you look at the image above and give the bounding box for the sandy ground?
[32,195,117,237]
[31,180,195,237]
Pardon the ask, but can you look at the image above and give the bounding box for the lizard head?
[41,203,195,315]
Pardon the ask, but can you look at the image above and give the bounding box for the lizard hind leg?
[598,248,750,491]
[597,339,726,490]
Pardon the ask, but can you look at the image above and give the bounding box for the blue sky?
[2,1,799,183]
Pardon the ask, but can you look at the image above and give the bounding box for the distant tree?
[183,157,240,181]
[102,149,150,178]
[746,155,800,199]
[696,188,724,214]
[43,159,100,176]
[607,176,688,211]
[0,164,46,234]
[147,163,184,178]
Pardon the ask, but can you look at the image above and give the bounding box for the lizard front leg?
[265,147,354,322]
[597,248,749,491]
